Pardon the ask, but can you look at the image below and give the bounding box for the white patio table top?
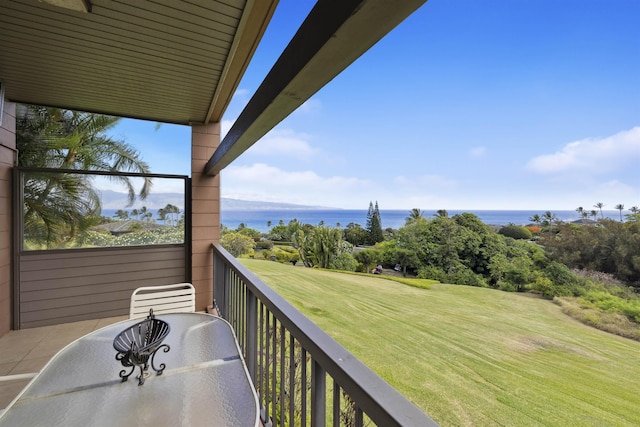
[0,313,259,426]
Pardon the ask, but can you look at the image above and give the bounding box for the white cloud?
[93,176,186,195]
[222,163,372,207]
[221,119,234,139]
[221,163,467,209]
[234,88,250,98]
[469,146,487,157]
[294,98,322,115]
[245,129,319,160]
[527,127,640,175]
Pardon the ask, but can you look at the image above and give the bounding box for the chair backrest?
[130,283,196,319]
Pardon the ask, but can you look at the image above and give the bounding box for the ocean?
[99,207,623,233]
[220,209,622,233]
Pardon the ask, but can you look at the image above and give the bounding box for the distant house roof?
[92,220,166,235]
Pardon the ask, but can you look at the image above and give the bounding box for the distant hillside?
[221,198,331,210]
[98,190,329,211]
[99,190,185,210]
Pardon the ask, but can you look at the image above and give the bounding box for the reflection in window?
[22,171,186,250]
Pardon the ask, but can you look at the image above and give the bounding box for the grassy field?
[240,259,640,427]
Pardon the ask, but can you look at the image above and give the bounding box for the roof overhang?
[0,0,278,124]
[205,0,428,175]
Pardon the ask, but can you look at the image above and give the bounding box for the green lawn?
[241,259,640,427]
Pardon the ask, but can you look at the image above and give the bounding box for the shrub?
[128,222,144,231]
[417,266,447,282]
[276,245,298,254]
[255,240,274,250]
[555,297,640,340]
[221,232,256,257]
[543,262,584,296]
[418,265,487,287]
[579,291,640,323]
[447,268,488,287]
[328,253,358,272]
[525,225,541,235]
[84,228,184,247]
[532,275,574,298]
[498,281,518,292]
[275,250,294,263]
[498,225,533,240]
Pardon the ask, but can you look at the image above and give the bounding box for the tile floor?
[0,315,128,409]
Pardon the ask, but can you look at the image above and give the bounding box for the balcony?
[1,1,437,423]
[1,245,438,425]
[212,243,438,426]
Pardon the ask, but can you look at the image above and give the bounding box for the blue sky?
[107,0,639,211]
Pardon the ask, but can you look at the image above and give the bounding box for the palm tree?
[590,210,598,221]
[615,204,624,221]
[139,206,151,222]
[594,202,605,219]
[529,214,542,226]
[114,209,129,220]
[162,204,180,226]
[170,204,181,225]
[575,206,584,218]
[631,206,639,214]
[541,210,558,227]
[17,105,152,247]
[434,209,448,218]
[157,208,167,224]
[406,208,423,222]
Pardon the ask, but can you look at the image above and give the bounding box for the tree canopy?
[366,201,383,245]
[17,105,152,247]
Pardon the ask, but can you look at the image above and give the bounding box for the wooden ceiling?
[0,0,277,124]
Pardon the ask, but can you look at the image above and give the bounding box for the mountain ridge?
[99,190,333,210]
[221,197,332,210]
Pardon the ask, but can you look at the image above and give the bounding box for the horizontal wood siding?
[18,246,185,329]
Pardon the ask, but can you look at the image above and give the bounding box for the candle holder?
[113,309,170,385]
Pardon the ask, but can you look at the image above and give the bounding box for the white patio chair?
[129,283,196,319]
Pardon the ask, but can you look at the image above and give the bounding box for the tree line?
[222,204,640,338]
[113,204,182,225]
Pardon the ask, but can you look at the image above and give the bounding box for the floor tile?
[0,362,18,376]
[0,379,31,410]
[9,357,49,375]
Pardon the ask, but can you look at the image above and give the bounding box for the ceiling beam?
[205,0,279,123]
[205,0,428,176]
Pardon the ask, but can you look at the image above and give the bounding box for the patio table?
[0,313,259,426]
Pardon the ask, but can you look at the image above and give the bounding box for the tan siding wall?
[191,123,220,311]
[18,246,185,329]
[0,101,16,336]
